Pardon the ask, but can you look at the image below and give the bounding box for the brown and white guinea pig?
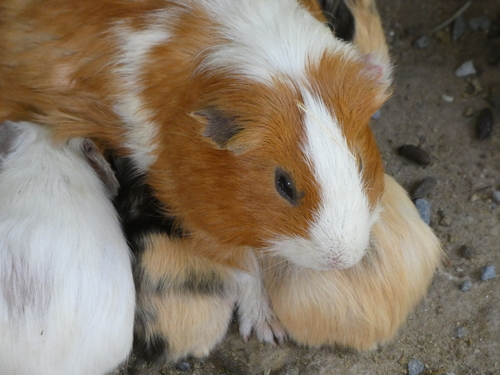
[113,157,239,362]
[0,121,135,375]
[0,0,392,270]
[260,174,443,350]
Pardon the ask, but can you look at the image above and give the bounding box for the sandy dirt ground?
[121,1,500,374]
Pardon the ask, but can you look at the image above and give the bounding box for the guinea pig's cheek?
[264,237,333,271]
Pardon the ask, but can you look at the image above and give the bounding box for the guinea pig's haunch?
[0,121,135,375]
[132,233,238,362]
[0,0,391,270]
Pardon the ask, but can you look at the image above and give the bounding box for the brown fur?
[344,0,390,65]
[0,0,390,267]
[260,175,443,349]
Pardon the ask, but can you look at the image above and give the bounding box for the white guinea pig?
[0,121,135,375]
[260,174,443,349]
[0,0,391,270]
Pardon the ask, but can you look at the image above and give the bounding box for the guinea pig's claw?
[250,319,287,346]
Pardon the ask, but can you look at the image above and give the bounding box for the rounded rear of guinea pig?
[260,174,442,349]
[0,121,135,375]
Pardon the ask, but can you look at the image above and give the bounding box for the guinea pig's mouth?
[264,236,369,271]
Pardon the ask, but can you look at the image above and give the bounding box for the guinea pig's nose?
[324,253,348,270]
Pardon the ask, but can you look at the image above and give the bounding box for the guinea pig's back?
[0,121,134,375]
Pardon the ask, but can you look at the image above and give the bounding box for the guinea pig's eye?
[275,168,298,205]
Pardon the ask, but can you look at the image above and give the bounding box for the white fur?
[195,0,358,84]
[235,252,286,345]
[113,20,172,171]
[0,122,135,375]
[265,91,378,270]
[192,0,357,84]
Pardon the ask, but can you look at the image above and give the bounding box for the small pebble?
[440,215,452,226]
[408,359,425,375]
[455,326,468,339]
[444,373,456,375]
[460,280,472,292]
[452,15,466,41]
[476,108,494,140]
[469,16,492,32]
[459,245,475,260]
[442,94,454,103]
[413,35,430,49]
[463,107,475,118]
[398,145,431,166]
[412,176,437,200]
[467,78,483,94]
[176,362,191,372]
[492,191,500,204]
[415,199,431,225]
[372,110,381,120]
[455,60,476,77]
[481,265,496,281]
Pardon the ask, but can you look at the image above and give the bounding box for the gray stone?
[408,359,425,375]
[459,245,475,260]
[460,280,472,292]
[452,16,466,41]
[372,110,382,120]
[412,177,437,200]
[176,362,191,372]
[415,199,431,225]
[414,35,430,49]
[469,16,492,32]
[492,191,500,204]
[481,265,497,281]
[455,326,468,338]
[455,61,476,77]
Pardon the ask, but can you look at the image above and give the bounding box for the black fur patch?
[150,267,227,297]
[196,107,241,149]
[319,0,355,42]
[112,157,185,257]
[134,331,170,363]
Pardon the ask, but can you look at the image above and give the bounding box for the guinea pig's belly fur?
[261,175,442,349]
[0,122,135,375]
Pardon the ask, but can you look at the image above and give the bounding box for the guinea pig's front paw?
[238,311,287,345]
[236,265,287,345]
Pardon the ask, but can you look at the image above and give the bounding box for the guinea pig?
[322,0,391,65]
[0,0,392,270]
[113,157,239,362]
[259,174,443,349]
[0,121,135,375]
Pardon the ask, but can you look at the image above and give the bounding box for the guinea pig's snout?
[321,237,369,270]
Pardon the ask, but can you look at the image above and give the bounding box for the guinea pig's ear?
[0,121,22,163]
[190,108,246,154]
[81,138,120,198]
[359,52,393,101]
